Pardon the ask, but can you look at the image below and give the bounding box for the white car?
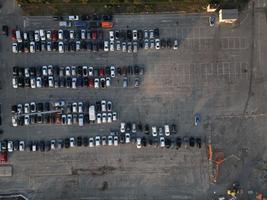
[97,113,102,124]
[72,102,78,113]
[132,30,138,41]
[51,140,56,150]
[110,66,115,77]
[110,41,114,51]
[109,30,114,41]
[67,114,72,125]
[78,102,83,113]
[58,41,64,53]
[8,141,13,152]
[132,123,136,133]
[106,77,111,87]
[17,104,23,114]
[70,137,75,147]
[164,125,170,136]
[125,133,130,143]
[144,30,148,38]
[76,41,81,51]
[78,114,84,126]
[116,41,121,51]
[23,67,29,77]
[12,43,18,53]
[120,122,125,133]
[36,77,42,88]
[72,77,77,89]
[24,115,30,126]
[95,136,101,146]
[112,112,117,121]
[48,76,54,87]
[160,137,165,147]
[88,66,93,76]
[150,39,154,48]
[122,42,126,52]
[30,77,36,88]
[155,39,160,50]
[34,30,40,41]
[12,116,18,127]
[102,113,107,123]
[40,29,46,41]
[173,40,178,50]
[89,137,94,147]
[42,66,48,76]
[58,29,64,40]
[19,141,25,151]
[152,126,157,137]
[81,29,86,39]
[71,66,76,76]
[104,41,109,52]
[108,135,113,146]
[107,113,112,123]
[114,136,118,146]
[149,29,154,39]
[12,77,18,88]
[48,65,53,75]
[136,138,142,149]
[94,78,99,88]
[65,66,71,76]
[69,30,75,39]
[32,143,37,151]
[47,42,51,51]
[101,100,106,112]
[102,136,107,145]
[24,103,30,114]
[144,39,149,49]
[30,41,35,53]
[46,30,51,40]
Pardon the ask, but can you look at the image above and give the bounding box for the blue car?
[194,113,201,126]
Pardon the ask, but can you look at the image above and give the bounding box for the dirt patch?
[71,166,116,176]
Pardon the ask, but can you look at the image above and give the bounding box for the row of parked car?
[0,135,202,152]
[120,122,177,137]
[12,65,143,89]
[11,100,117,127]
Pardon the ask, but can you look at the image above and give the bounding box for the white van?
[164,125,170,136]
[16,30,22,43]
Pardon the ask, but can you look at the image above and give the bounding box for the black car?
[66,77,72,88]
[137,30,143,40]
[39,140,45,152]
[77,66,83,76]
[43,77,48,87]
[171,124,177,134]
[41,41,46,51]
[196,137,201,148]
[44,114,50,124]
[13,66,19,76]
[64,138,70,148]
[160,39,167,48]
[176,137,182,149]
[54,66,60,76]
[37,103,44,112]
[52,41,58,51]
[93,68,99,77]
[153,137,159,148]
[165,138,171,148]
[29,67,36,76]
[31,114,37,124]
[12,105,17,113]
[117,67,121,75]
[148,138,153,146]
[84,114,89,124]
[126,122,131,132]
[83,77,88,86]
[18,77,25,87]
[18,116,24,126]
[24,77,30,87]
[189,137,195,147]
[115,30,120,40]
[1,140,8,151]
[83,137,89,146]
[18,43,24,53]
[35,41,41,52]
[87,41,93,51]
[46,141,51,151]
[183,136,189,148]
[75,31,81,40]
[141,137,147,147]
[2,25,8,36]
[96,101,101,112]
[119,133,125,144]
[64,41,70,52]
[77,136,82,147]
[81,41,87,50]
[127,30,132,41]
[70,41,76,52]
[92,42,98,52]
[37,114,43,124]
[24,42,30,52]
[138,41,144,49]
[28,31,34,41]
[64,30,69,40]
[18,67,24,76]
[100,78,105,88]
[154,28,159,38]
[167,39,172,48]
[98,30,103,40]
[102,15,112,21]
[105,66,111,76]
[120,30,126,40]
[144,124,150,135]
[137,123,143,131]
[60,77,66,87]
[134,65,139,75]
[13,140,19,151]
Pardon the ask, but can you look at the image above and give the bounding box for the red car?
[11,29,16,41]
[99,68,105,77]
[52,30,58,41]
[91,30,97,40]
[88,78,94,88]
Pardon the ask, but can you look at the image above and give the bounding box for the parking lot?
[1,0,267,199]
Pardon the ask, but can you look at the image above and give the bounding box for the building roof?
[219,9,238,20]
